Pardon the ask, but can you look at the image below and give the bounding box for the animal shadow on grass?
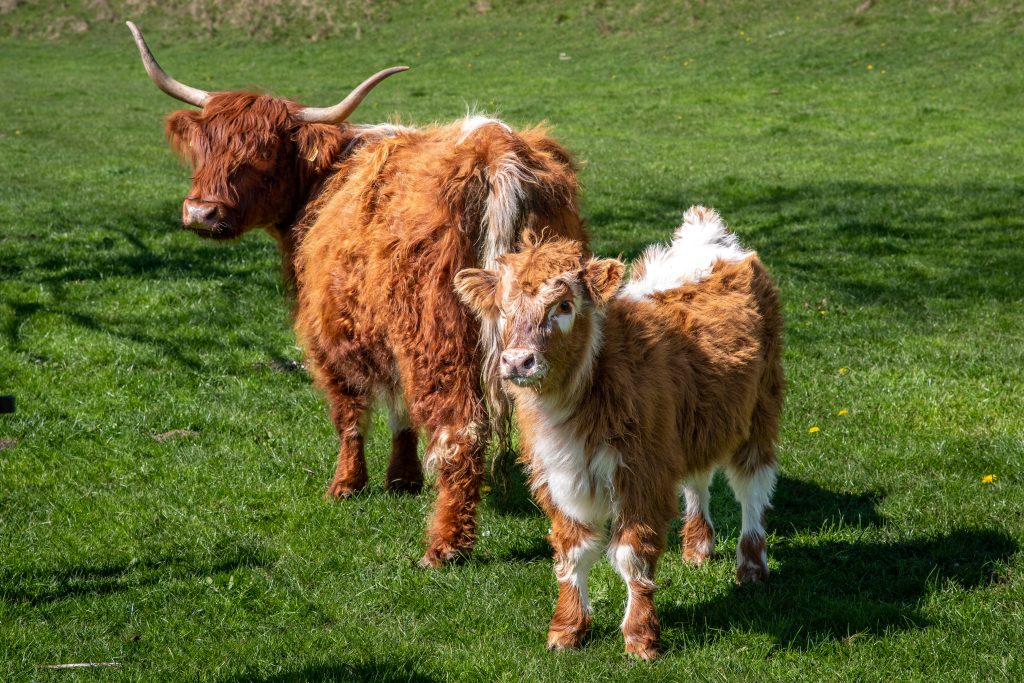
[587,180,1024,312]
[660,476,1016,649]
[0,539,276,606]
[219,659,437,683]
[2,206,289,372]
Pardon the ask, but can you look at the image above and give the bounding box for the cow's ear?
[454,268,499,318]
[583,258,624,305]
[165,110,200,159]
[295,124,344,175]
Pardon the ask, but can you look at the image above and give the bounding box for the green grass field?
[1,1,1022,680]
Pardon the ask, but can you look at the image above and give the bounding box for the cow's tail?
[477,152,535,473]
[459,119,582,482]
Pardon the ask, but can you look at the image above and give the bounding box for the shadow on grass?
[485,475,888,565]
[669,475,887,551]
[771,476,886,533]
[219,659,437,683]
[0,538,276,606]
[1,205,289,371]
[587,180,1024,311]
[661,527,1017,650]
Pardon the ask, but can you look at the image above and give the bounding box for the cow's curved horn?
[127,21,210,108]
[296,66,409,124]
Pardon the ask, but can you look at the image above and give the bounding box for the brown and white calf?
[455,207,783,658]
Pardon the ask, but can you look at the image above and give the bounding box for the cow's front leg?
[546,510,603,651]
[323,381,372,499]
[419,420,487,567]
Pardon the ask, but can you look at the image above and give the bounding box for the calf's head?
[128,21,406,238]
[455,235,623,395]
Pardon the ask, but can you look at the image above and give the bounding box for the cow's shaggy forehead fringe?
[167,92,299,166]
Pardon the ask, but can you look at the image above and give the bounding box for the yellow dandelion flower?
[838,367,849,375]
[867,64,874,70]
[820,309,828,315]
[837,409,849,416]
[981,474,996,484]
[809,426,820,433]
[481,484,493,493]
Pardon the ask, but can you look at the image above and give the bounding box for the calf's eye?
[558,300,573,314]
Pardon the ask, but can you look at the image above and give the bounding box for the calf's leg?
[545,509,603,650]
[608,522,666,660]
[725,455,777,585]
[680,470,716,565]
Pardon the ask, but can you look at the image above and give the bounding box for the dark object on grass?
[0,395,14,414]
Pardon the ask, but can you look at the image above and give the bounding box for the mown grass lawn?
[1,1,1022,680]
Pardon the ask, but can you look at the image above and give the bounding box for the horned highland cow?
[128,22,588,566]
[455,207,784,657]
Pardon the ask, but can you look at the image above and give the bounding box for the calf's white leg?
[725,461,777,584]
[681,470,715,564]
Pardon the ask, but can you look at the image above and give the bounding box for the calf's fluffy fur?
[454,206,783,658]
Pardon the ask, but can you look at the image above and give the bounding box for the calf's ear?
[454,268,499,318]
[583,258,624,305]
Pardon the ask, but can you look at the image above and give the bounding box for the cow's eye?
[558,300,573,314]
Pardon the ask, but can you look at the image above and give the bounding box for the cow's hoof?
[385,477,424,495]
[325,480,366,500]
[418,546,466,568]
[683,545,715,566]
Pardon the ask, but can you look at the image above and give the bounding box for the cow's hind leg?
[323,378,373,500]
[681,469,715,565]
[384,392,423,494]
[417,394,488,567]
[725,445,777,585]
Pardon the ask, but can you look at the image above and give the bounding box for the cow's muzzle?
[182,199,226,234]
[500,348,547,386]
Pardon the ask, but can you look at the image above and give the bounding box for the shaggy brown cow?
[129,23,588,565]
[455,207,783,657]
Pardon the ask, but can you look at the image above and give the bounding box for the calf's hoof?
[547,623,588,651]
[624,635,659,661]
[735,560,770,585]
[418,544,469,568]
[682,545,715,566]
[682,516,716,566]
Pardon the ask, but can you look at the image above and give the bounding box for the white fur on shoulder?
[458,115,512,143]
[619,206,752,300]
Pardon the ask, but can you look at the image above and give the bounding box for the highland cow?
[129,22,588,566]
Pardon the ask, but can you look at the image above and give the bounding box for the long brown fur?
[151,85,587,565]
